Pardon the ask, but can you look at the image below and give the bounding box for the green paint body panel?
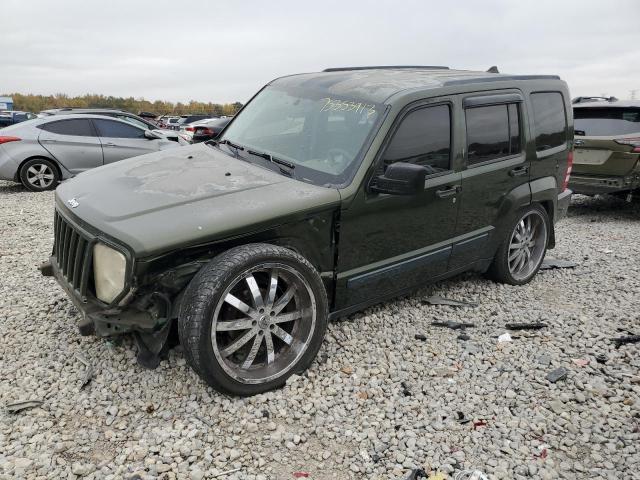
[50,68,573,331]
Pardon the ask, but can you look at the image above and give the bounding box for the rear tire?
[19,158,60,191]
[487,204,550,285]
[178,243,328,396]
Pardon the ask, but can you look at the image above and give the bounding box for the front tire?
[19,158,60,191]
[487,204,550,285]
[178,243,328,396]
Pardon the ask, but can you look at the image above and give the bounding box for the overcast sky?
[2,0,639,104]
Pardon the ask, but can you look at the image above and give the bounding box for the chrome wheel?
[508,210,547,282]
[211,263,316,384]
[26,163,55,189]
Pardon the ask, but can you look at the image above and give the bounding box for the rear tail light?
[614,137,640,153]
[0,136,21,145]
[185,127,196,132]
[198,128,214,136]
[562,150,573,191]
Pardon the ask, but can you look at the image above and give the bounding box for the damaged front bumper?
[41,258,170,337]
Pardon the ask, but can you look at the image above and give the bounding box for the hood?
[56,144,341,257]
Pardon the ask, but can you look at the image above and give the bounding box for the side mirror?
[370,162,427,195]
[144,129,162,140]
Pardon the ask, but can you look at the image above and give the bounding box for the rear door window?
[39,119,95,137]
[530,92,567,151]
[383,104,451,173]
[93,119,146,138]
[574,107,640,136]
[466,103,521,165]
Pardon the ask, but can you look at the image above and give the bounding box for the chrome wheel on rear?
[507,210,547,282]
[211,263,316,385]
[26,163,55,189]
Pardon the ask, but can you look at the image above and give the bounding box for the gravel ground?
[0,180,639,480]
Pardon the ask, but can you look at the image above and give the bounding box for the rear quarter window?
[530,92,568,152]
[39,119,95,137]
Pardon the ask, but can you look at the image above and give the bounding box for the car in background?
[173,114,211,130]
[0,111,38,128]
[0,114,179,191]
[157,115,181,129]
[178,117,232,145]
[39,108,179,141]
[570,98,640,197]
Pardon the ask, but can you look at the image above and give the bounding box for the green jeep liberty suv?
[42,66,573,395]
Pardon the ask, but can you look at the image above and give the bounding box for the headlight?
[93,243,127,303]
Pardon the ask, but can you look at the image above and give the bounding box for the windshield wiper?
[207,138,245,151]
[246,149,296,170]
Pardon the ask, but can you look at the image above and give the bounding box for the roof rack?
[572,96,618,104]
[323,65,449,72]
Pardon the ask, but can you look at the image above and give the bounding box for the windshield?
[118,115,152,130]
[574,107,640,136]
[220,85,383,185]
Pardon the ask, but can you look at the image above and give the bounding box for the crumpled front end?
[43,207,169,338]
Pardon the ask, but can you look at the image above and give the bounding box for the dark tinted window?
[508,103,520,152]
[39,119,95,137]
[383,105,451,172]
[93,119,145,138]
[466,104,521,164]
[574,107,640,136]
[531,92,567,151]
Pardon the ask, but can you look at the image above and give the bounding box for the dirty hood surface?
[55,144,341,257]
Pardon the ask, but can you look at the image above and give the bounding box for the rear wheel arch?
[16,155,63,182]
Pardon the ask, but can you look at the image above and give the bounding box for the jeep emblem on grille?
[67,198,79,208]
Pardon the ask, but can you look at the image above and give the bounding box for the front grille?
[53,210,93,297]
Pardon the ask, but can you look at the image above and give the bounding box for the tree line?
[5,93,243,116]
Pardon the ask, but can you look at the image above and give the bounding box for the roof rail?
[572,96,618,104]
[323,65,449,72]
[59,107,124,111]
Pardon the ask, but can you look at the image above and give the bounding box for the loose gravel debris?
[0,181,639,479]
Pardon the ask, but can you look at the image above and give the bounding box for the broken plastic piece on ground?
[497,332,512,343]
[473,419,488,429]
[414,333,427,341]
[401,381,412,396]
[456,470,489,480]
[540,258,578,270]
[404,467,427,479]
[505,322,547,330]
[612,335,640,349]
[213,467,241,477]
[456,411,471,424]
[595,353,608,364]
[293,473,310,478]
[572,358,590,367]
[431,320,475,330]
[422,295,478,308]
[546,367,568,383]
[76,354,95,389]
[6,399,44,413]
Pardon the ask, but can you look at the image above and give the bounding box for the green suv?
[571,97,640,197]
[42,66,573,395]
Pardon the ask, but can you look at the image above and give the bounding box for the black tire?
[178,243,329,396]
[19,158,60,191]
[487,203,550,285]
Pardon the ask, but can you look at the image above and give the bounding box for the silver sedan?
[0,114,180,191]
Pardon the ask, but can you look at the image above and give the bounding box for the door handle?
[574,139,585,146]
[41,139,58,143]
[509,166,529,177]
[436,185,461,198]
[103,142,117,147]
